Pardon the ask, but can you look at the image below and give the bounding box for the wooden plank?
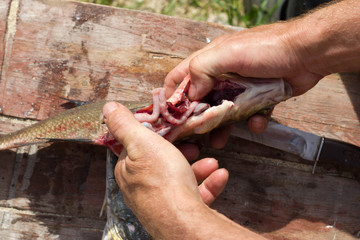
[0,0,233,120]
[273,74,360,147]
[207,148,360,240]
[1,0,359,147]
[0,207,104,240]
[0,143,106,217]
[0,0,11,77]
[0,142,107,239]
[0,0,358,147]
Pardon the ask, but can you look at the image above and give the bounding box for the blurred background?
[77,0,284,28]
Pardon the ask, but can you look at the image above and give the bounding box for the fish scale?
[0,76,291,152]
[0,101,146,150]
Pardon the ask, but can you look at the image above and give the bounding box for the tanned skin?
[103,1,360,239]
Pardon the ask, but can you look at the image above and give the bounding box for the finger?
[164,49,209,98]
[176,142,200,162]
[103,102,187,167]
[164,61,190,98]
[191,158,219,183]
[198,168,229,206]
[247,115,269,134]
[209,125,233,149]
[103,102,168,156]
[164,34,230,99]
[187,42,245,100]
[103,102,144,146]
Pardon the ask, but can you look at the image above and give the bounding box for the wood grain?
[0,0,233,120]
[0,0,11,82]
[273,74,360,147]
[0,0,359,239]
[207,148,360,240]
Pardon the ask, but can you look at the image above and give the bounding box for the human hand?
[102,102,229,237]
[103,102,267,239]
[164,22,323,146]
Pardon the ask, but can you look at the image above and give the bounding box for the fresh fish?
[0,74,292,240]
[0,101,149,151]
[0,74,292,154]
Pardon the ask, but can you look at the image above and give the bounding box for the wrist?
[285,0,360,76]
[140,192,266,240]
[138,193,210,239]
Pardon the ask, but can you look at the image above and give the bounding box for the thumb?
[187,53,215,101]
[188,42,242,100]
[102,102,153,149]
[188,48,232,100]
[103,102,187,168]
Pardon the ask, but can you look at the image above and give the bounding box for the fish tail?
[0,133,16,150]
[0,127,46,150]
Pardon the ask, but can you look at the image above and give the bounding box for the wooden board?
[207,147,360,240]
[0,0,11,80]
[0,0,359,239]
[0,0,234,121]
[273,73,360,148]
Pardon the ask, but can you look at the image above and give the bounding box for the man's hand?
[103,102,266,239]
[165,0,360,148]
[103,102,226,237]
[164,22,322,147]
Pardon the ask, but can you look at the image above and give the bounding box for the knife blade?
[231,122,360,174]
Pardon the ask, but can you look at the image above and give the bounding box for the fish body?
[0,101,146,150]
[0,75,292,153]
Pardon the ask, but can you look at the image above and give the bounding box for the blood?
[203,80,246,106]
[101,75,248,156]
[132,76,246,136]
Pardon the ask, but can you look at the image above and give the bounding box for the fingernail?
[103,102,118,119]
[188,84,197,100]
[249,118,266,134]
[251,119,263,130]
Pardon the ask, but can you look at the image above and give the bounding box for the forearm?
[138,192,265,240]
[288,0,360,76]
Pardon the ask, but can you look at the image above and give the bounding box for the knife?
[231,122,360,174]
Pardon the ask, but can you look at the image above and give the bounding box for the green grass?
[79,0,281,28]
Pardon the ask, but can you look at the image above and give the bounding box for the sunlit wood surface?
[0,0,359,239]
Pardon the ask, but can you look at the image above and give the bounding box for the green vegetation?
[79,0,281,28]
[215,0,282,27]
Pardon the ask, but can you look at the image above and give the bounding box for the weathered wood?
[0,0,11,78]
[0,206,105,239]
[273,73,360,147]
[0,0,359,239]
[0,143,107,239]
[207,148,360,240]
[0,0,359,147]
[0,0,233,120]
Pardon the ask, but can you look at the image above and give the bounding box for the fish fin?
[12,140,50,147]
[60,97,90,109]
[256,106,275,119]
[36,137,94,143]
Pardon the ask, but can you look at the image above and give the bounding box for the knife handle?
[319,138,360,173]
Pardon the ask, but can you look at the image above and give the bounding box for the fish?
[0,74,292,240]
[100,74,292,240]
[0,74,292,154]
[0,101,149,151]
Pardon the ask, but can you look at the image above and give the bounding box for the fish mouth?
[130,74,292,142]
